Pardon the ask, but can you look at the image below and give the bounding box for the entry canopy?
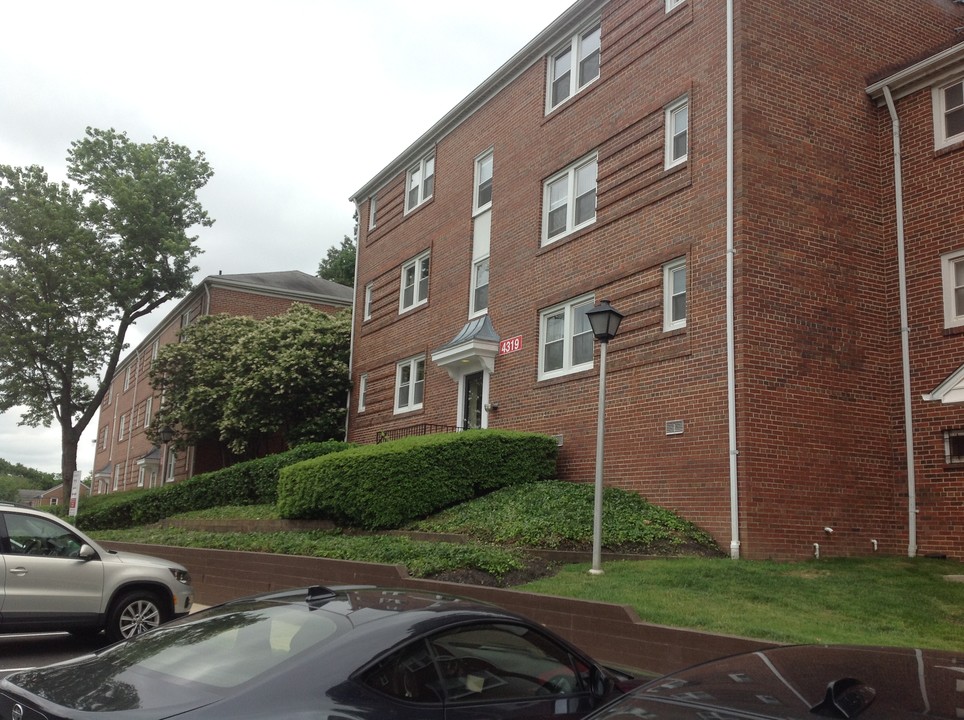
[432,314,500,381]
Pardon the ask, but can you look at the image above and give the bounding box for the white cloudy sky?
[0,0,575,476]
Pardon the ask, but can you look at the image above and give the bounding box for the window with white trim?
[123,364,133,391]
[666,0,686,12]
[369,194,378,229]
[118,413,127,442]
[543,154,597,244]
[941,248,964,328]
[151,339,159,361]
[99,425,108,450]
[166,449,176,481]
[395,356,425,413]
[474,150,493,214]
[113,464,122,491]
[944,429,964,463]
[471,257,489,315]
[364,282,373,321]
[539,295,595,380]
[665,96,689,168]
[358,373,368,412]
[405,154,435,212]
[400,252,430,313]
[144,396,153,428]
[547,24,601,112]
[663,258,687,331]
[934,78,964,150]
[137,467,146,488]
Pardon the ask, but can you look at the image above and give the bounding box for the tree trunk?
[60,424,79,507]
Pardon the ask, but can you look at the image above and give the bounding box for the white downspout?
[882,86,917,558]
[345,201,362,443]
[726,0,740,559]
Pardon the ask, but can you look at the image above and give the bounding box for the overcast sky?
[0,0,575,476]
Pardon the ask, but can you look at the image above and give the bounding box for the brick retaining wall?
[105,542,776,675]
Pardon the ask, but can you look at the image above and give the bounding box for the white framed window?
[944,429,964,463]
[166,449,177,482]
[369,194,378,229]
[471,257,490,316]
[144,396,153,428]
[358,373,368,412]
[49,497,58,506]
[395,356,425,413]
[543,153,598,244]
[137,467,146,488]
[666,0,686,12]
[665,96,689,168]
[151,339,159,361]
[364,282,373,321]
[99,425,108,450]
[663,257,687,331]
[405,154,435,212]
[113,464,122,491]
[123,364,133,391]
[474,150,493,214]
[118,413,127,441]
[400,252,430,313]
[941,248,964,328]
[539,295,595,380]
[933,78,964,150]
[547,23,601,112]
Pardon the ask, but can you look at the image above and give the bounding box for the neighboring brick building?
[347,0,964,560]
[92,271,352,494]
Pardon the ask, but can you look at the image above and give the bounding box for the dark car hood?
[589,645,964,720]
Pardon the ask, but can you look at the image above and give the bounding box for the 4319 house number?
[499,336,522,355]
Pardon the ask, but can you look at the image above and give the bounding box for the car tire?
[106,590,169,642]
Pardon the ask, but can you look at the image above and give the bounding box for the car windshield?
[9,600,344,711]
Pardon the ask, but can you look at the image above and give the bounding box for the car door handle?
[8,566,27,576]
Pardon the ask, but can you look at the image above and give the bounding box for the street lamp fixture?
[585,299,623,576]
[157,426,175,445]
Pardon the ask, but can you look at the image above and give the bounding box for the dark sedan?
[585,643,964,719]
[0,585,634,720]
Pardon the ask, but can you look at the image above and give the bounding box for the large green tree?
[0,127,213,502]
[317,235,355,287]
[150,304,351,459]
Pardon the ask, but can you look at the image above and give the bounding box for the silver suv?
[0,502,193,641]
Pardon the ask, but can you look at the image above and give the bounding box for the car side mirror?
[589,665,613,700]
[78,543,96,560]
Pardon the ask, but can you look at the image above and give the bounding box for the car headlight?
[169,568,192,585]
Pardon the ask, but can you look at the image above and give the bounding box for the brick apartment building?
[92,271,352,495]
[347,0,964,560]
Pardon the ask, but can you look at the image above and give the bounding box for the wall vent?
[552,434,564,446]
[665,420,685,436]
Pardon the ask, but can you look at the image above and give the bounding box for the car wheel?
[107,590,168,642]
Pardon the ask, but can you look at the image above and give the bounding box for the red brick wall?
[348,0,964,559]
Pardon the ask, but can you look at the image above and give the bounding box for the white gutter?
[725,0,740,559]
[882,85,917,558]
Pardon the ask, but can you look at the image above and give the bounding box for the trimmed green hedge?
[277,430,558,529]
[78,441,352,531]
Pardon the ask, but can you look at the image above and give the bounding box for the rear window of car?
[135,601,343,687]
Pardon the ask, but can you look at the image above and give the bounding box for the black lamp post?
[157,426,174,445]
[585,299,623,575]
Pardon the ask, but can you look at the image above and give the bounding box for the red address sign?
[499,335,522,355]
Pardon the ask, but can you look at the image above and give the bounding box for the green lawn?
[519,556,964,651]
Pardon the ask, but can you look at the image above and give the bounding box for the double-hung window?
[400,252,430,313]
[144,396,153,428]
[539,295,595,380]
[364,282,373,321]
[369,194,378,229]
[405,154,435,212]
[941,248,964,328]
[543,154,597,244]
[395,356,425,413]
[665,96,689,168]
[357,373,368,412]
[474,151,493,214]
[934,78,964,149]
[664,258,687,331]
[547,24,601,111]
[471,257,489,315]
